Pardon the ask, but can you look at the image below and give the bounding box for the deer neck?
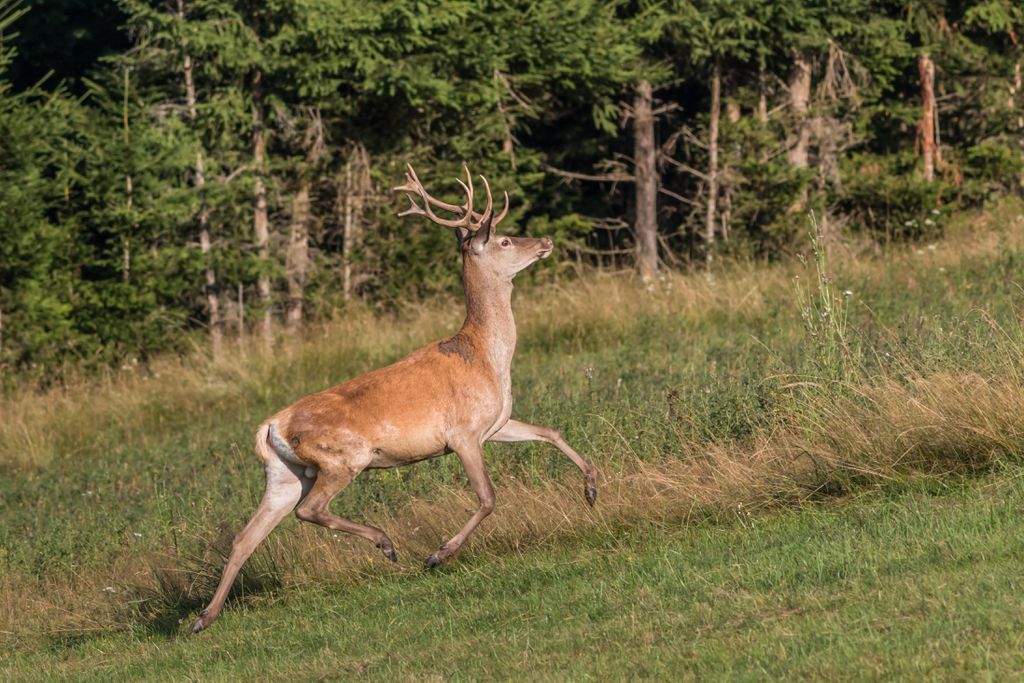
[459,257,517,373]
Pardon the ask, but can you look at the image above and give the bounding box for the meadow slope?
[5,470,1024,680]
[3,201,1024,676]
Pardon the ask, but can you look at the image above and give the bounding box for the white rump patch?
[268,422,309,467]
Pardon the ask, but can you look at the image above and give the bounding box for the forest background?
[1,0,1022,382]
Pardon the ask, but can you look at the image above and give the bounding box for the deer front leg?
[488,418,598,506]
[426,442,495,568]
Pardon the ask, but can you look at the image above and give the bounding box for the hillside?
[5,472,1024,679]
[3,200,1024,677]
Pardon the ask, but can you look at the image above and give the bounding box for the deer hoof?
[585,482,597,506]
[426,543,451,568]
[190,609,211,634]
[376,542,398,562]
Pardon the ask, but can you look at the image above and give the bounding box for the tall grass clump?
[792,213,859,382]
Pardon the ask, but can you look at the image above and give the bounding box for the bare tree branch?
[658,186,700,207]
[541,163,634,184]
[661,156,711,182]
[218,165,250,183]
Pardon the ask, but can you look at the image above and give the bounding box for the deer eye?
[501,239,511,247]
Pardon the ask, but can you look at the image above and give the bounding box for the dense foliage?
[0,0,1022,378]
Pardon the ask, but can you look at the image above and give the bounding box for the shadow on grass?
[130,573,288,638]
[125,531,291,639]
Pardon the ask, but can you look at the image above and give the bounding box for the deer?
[190,164,599,633]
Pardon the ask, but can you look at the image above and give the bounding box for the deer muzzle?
[538,237,553,259]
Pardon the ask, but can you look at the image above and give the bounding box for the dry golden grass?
[124,359,1020,638]
[3,200,1024,645]
[4,202,1019,470]
[7,360,1023,647]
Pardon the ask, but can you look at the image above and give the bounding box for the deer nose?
[542,238,553,249]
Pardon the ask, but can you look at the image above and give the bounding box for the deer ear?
[468,216,493,254]
[453,226,470,248]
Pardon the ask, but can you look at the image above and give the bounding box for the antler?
[394,163,509,232]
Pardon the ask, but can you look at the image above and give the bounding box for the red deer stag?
[190,164,599,633]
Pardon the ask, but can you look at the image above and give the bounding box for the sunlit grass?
[5,466,1024,679]
[2,198,1024,658]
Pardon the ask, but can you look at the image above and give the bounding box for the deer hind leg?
[488,418,599,506]
[191,451,312,634]
[294,461,398,562]
[426,442,495,568]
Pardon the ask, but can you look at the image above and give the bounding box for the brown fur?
[190,169,597,634]
[438,333,474,362]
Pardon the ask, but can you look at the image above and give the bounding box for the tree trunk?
[237,283,245,349]
[179,6,222,358]
[705,63,721,258]
[495,71,517,169]
[1015,58,1023,131]
[196,171,221,358]
[720,188,731,242]
[758,60,768,124]
[285,110,324,331]
[342,160,354,302]
[286,178,310,330]
[633,80,658,282]
[918,52,937,182]
[786,52,812,215]
[341,142,369,301]
[787,52,812,170]
[123,67,132,284]
[124,176,132,282]
[1016,56,1023,192]
[814,116,844,192]
[726,100,740,124]
[251,69,272,350]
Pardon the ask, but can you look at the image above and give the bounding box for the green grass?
[4,200,1024,677]
[5,468,1024,680]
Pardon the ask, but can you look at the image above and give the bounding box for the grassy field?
[3,200,1024,678]
[4,468,1024,680]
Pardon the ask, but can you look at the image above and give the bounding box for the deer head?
[394,164,553,282]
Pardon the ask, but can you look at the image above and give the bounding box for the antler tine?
[394,163,511,232]
[492,191,510,228]
[472,174,494,230]
[397,194,427,218]
[462,163,476,223]
[453,179,473,228]
[394,163,465,214]
[413,191,472,228]
[391,163,421,195]
[392,163,475,228]
[455,178,472,205]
